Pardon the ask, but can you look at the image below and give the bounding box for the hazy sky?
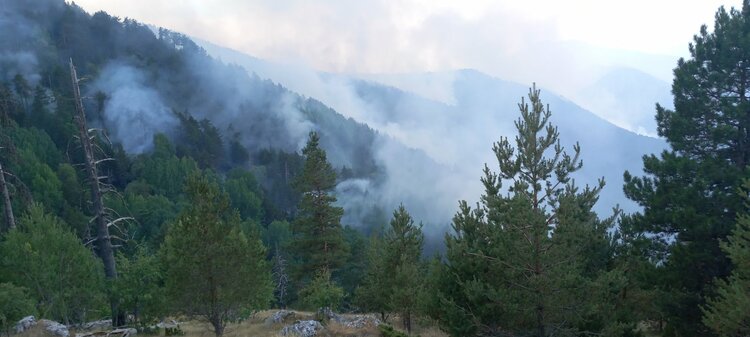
[73,0,740,92]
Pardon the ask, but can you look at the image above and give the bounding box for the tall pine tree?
[434,85,614,337]
[291,132,348,300]
[623,3,750,335]
[703,179,750,336]
[163,175,272,336]
[356,205,424,333]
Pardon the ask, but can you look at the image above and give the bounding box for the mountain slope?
[574,67,673,136]
[196,40,667,217]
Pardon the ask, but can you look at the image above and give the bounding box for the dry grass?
[174,311,449,337]
[14,311,448,337]
[14,324,57,337]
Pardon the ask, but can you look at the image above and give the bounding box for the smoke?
[0,0,53,85]
[91,63,179,154]
[198,42,667,234]
[0,51,40,84]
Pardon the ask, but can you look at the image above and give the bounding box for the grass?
[14,311,447,337]
[165,311,446,337]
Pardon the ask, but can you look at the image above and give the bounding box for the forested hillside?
[3,1,750,337]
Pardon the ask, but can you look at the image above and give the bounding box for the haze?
[73,0,737,92]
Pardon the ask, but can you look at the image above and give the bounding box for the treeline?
[2,1,750,337]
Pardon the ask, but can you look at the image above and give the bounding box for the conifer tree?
[291,132,348,281]
[356,205,424,333]
[163,175,272,336]
[703,180,750,336]
[623,3,750,334]
[385,205,424,334]
[356,235,391,321]
[435,85,611,337]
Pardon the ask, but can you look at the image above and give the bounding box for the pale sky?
[72,0,741,91]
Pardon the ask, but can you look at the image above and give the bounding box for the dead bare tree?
[0,159,14,231]
[70,59,131,326]
[272,244,290,309]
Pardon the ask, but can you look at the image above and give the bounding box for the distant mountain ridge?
[196,41,668,217]
[574,67,673,137]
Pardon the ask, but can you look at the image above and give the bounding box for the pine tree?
[163,175,272,336]
[0,204,105,324]
[355,234,392,321]
[703,180,750,336]
[435,85,611,337]
[384,205,424,334]
[291,132,348,282]
[357,205,425,332]
[623,3,750,334]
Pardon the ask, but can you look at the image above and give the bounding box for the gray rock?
[40,319,70,337]
[315,308,380,328]
[108,328,137,337]
[155,319,179,329]
[340,315,381,328]
[77,320,112,331]
[280,320,323,337]
[76,328,137,337]
[265,310,296,324]
[15,316,36,334]
[317,307,341,322]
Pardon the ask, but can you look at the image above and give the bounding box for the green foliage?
[109,191,178,251]
[114,247,166,325]
[334,226,368,304]
[174,113,224,169]
[16,148,63,213]
[162,175,272,336]
[622,4,750,335]
[0,283,35,336]
[703,180,750,336]
[253,149,304,219]
[378,324,411,337]
[355,235,391,318]
[0,204,105,324]
[133,136,200,199]
[357,205,424,332]
[262,220,292,251]
[224,168,264,222]
[433,85,616,337]
[299,270,344,312]
[291,132,349,280]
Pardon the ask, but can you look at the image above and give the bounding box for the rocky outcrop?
[15,316,70,337]
[280,320,323,337]
[155,319,179,329]
[41,320,70,337]
[76,328,137,337]
[265,310,296,325]
[76,320,112,331]
[15,316,36,334]
[316,308,381,328]
[339,315,381,329]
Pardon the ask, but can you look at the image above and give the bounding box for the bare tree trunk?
[70,59,122,326]
[0,160,13,230]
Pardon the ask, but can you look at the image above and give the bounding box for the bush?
[379,324,414,337]
[0,283,35,335]
[298,270,344,312]
[0,205,106,324]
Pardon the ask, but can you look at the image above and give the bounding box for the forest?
[2,0,750,337]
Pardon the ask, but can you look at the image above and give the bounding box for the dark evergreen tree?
[291,132,348,281]
[356,205,425,332]
[162,174,272,336]
[703,180,750,336]
[385,206,424,334]
[434,85,614,337]
[0,204,105,324]
[623,3,750,335]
